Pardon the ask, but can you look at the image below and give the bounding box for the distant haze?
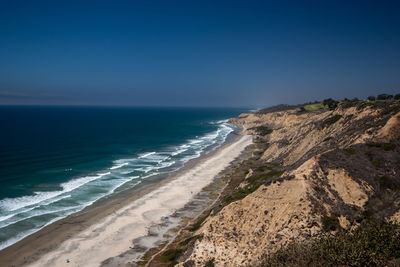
[1,0,399,107]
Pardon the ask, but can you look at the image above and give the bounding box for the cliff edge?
[177,101,400,266]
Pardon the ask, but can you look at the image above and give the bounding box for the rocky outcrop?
[179,102,400,266]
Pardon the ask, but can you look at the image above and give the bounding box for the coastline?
[0,131,252,267]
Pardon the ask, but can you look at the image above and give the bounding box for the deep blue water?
[0,106,246,249]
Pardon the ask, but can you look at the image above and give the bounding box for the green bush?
[372,160,381,167]
[179,234,203,246]
[224,169,284,205]
[160,248,183,264]
[377,94,393,100]
[256,162,280,172]
[322,215,340,231]
[366,143,396,151]
[248,126,273,136]
[259,221,400,267]
[322,98,338,110]
[344,148,356,155]
[204,258,215,267]
[188,211,211,232]
[304,103,325,111]
[365,151,373,161]
[313,185,324,193]
[323,115,342,126]
[380,175,400,191]
[380,143,395,151]
[298,106,306,112]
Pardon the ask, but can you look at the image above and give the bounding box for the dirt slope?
[178,102,400,266]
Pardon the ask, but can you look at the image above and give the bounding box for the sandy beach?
[0,134,251,267]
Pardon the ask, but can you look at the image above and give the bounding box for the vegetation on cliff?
[142,96,400,267]
[260,221,400,267]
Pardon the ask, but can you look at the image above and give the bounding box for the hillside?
[143,100,400,267]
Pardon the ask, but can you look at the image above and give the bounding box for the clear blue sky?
[1,0,399,107]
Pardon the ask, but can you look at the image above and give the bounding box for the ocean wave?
[0,204,77,229]
[0,174,137,247]
[158,160,176,169]
[0,210,75,250]
[141,172,159,179]
[135,166,155,173]
[118,169,136,175]
[143,154,170,163]
[0,172,111,212]
[209,119,228,125]
[110,162,129,170]
[171,148,188,156]
[188,139,202,145]
[0,193,74,227]
[0,120,236,250]
[0,214,15,223]
[138,152,156,158]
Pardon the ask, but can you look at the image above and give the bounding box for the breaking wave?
[0,120,235,250]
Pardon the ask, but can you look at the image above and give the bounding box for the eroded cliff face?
[179,102,400,267]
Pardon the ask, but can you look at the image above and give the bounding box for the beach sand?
[1,134,251,267]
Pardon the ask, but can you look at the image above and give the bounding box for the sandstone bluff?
[142,100,400,267]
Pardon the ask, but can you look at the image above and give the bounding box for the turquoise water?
[0,106,247,249]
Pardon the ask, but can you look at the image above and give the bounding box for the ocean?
[0,106,247,250]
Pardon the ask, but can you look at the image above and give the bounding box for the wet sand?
[0,134,252,267]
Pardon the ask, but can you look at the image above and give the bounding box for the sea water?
[0,106,247,249]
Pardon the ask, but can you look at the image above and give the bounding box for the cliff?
[146,101,400,267]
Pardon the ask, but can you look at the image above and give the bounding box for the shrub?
[367,96,376,101]
[248,126,273,136]
[340,97,364,108]
[323,115,342,126]
[259,221,400,267]
[188,212,211,232]
[257,104,298,114]
[381,104,400,116]
[179,234,203,246]
[304,103,325,111]
[344,148,356,155]
[377,94,393,100]
[256,162,280,172]
[365,151,373,161]
[224,168,284,204]
[160,248,183,264]
[314,186,324,193]
[380,175,400,191]
[381,143,396,151]
[366,142,396,151]
[322,215,340,231]
[372,160,381,167]
[395,94,400,100]
[204,258,215,267]
[322,98,338,110]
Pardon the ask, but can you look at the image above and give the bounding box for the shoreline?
[0,132,252,267]
[139,135,256,267]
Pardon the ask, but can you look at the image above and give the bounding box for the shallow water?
[0,106,247,249]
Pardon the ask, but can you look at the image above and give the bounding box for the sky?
[0,0,399,107]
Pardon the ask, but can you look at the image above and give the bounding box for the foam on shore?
[29,135,252,267]
[0,120,235,250]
